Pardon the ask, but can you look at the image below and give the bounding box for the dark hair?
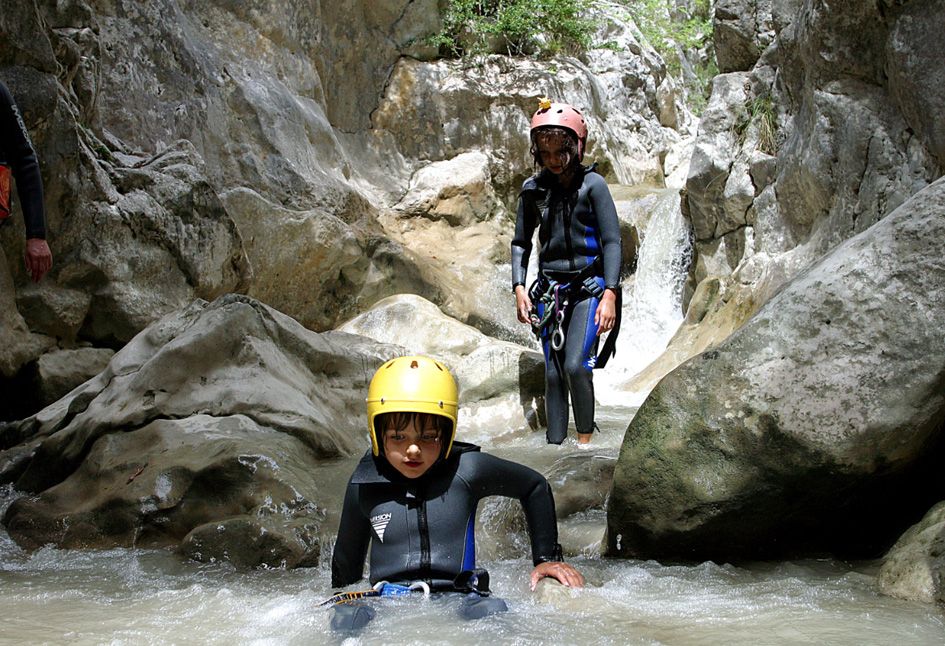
[530,126,580,171]
[374,411,453,452]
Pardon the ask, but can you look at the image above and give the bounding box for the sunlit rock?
[393,152,502,227]
[878,501,945,605]
[607,177,945,561]
[220,187,426,332]
[338,294,544,432]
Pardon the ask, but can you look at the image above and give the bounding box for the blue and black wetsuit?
[0,81,46,238]
[511,165,621,444]
[331,442,562,589]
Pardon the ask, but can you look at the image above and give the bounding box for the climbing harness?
[452,568,492,597]
[320,580,430,607]
[527,266,622,369]
[321,567,493,608]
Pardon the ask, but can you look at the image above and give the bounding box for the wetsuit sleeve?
[330,478,372,587]
[589,173,621,288]
[462,452,561,564]
[0,82,46,239]
[511,190,538,288]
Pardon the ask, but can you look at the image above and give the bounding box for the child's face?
[537,134,572,174]
[383,415,442,479]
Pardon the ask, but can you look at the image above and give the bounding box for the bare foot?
[577,432,593,444]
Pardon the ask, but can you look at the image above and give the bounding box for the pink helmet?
[530,99,588,160]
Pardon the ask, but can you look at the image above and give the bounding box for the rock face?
[680,0,944,364]
[713,0,800,73]
[1,295,393,566]
[607,178,945,560]
[1,1,685,421]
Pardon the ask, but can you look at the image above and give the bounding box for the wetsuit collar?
[527,164,595,192]
[351,442,482,485]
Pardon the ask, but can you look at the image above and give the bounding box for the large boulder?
[338,294,545,438]
[606,177,945,561]
[0,294,395,566]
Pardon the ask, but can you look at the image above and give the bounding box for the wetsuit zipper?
[418,500,431,576]
[563,195,575,271]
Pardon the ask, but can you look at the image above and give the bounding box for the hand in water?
[529,561,585,590]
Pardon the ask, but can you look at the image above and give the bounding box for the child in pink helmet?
[512,98,622,445]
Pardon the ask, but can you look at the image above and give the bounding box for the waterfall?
[596,187,692,405]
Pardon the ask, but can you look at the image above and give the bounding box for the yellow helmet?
[366,355,459,457]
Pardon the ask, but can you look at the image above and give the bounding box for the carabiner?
[551,322,566,351]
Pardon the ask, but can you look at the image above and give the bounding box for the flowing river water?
[1,187,943,643]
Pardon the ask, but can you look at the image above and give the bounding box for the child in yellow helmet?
[328,355,584,632]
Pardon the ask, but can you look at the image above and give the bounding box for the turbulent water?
[1,408,943,644]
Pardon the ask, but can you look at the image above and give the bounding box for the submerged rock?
[607,177,945,561]
[1,294,394,566]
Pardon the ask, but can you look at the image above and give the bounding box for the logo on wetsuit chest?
[371,512,392,542]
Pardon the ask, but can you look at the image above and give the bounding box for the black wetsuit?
[0,81,46,238]
[330,442,562,589]
[511,165,621,443]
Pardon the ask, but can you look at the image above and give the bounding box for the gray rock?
[545,453,615,519]
[714,0,776,73]
[774,0,941,248]
[1,294,396,565]
[886,0,945,169]
[32,347,115,406]
[607,177,945,560]
[14,284,91,343]
[686,72,749,241]
[878,501,945,605]
[5,415,323,567]
[0,245,53,378]
[338,294,544,417]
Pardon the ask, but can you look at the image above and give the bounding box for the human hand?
[594,289,617,335]
[25,237,52,282]
[515,285,533,325]
[529,561,585,591]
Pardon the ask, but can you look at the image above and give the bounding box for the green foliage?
[429,0,597,58]
[734,93,778,155]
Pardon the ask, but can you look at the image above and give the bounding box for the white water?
[2,448,943,645]
[596,187,692,406]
